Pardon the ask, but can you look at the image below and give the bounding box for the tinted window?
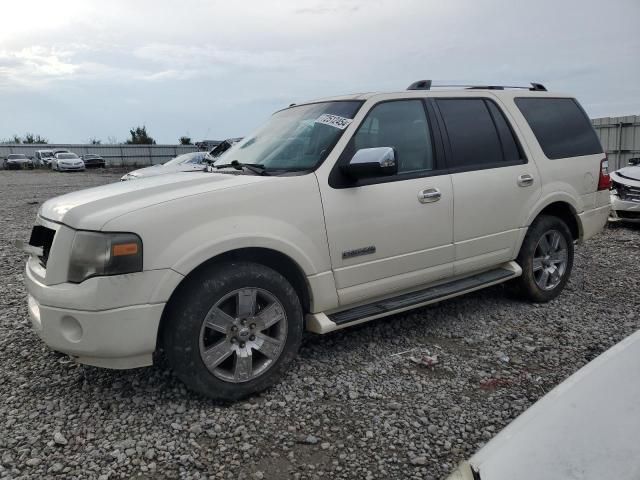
[436,99,507,169]
[486,101,522,163]
[515,97,603,159]
[352,100,434,173]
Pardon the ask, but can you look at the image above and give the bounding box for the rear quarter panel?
[500,94,606,219]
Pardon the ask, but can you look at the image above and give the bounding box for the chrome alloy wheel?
[532,229,568,291]
[199,288,288,383]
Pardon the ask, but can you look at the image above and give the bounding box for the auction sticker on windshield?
[314,114,353,130]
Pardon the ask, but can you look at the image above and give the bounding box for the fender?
[172,231,320,278]
[513,190,584,255]
[524,190,582,228]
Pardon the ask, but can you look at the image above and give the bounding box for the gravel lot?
[1,170,639,480]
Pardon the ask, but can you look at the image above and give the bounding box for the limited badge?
[314,114,353,130]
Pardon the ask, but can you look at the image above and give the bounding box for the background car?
[610,157,640,222]
[81,154,106,168]
[33,149,55,167]
[121,151,209,181]
[4,154,34,170]
[51,152,85,172]
[203,137,242,163]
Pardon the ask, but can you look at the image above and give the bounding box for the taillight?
[597,157,611,191]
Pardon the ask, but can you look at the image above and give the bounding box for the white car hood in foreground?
[125,163,204,179]
[448,329,640,480]
[40,171,267,230]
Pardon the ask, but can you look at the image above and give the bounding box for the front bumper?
[610,194,640,221]
[25,259,183,369]
[58,164,85,171]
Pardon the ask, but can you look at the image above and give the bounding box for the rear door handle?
[418,188,441,203]
[517,174,534,187]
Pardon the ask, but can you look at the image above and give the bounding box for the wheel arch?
[526,195,583,240]
[536,201,581,240]
[157,247,312,349]
[516,199,582,258]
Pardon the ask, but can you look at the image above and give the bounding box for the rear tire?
[510,215,574,302]
[162,261,303,401]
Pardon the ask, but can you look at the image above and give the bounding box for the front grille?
[613,181,640,202]
[617,210,640,219]
[29,225,56,268]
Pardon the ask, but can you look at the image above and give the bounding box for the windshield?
[213,101,363,171]
[163,152,205,166]
[40,151,54,157]
[8,154,27,159]
[58,153,78,159]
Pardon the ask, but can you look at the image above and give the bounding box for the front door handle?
[418,188,441,203]
[517,174,534,187]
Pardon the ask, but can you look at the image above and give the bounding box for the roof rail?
[406,80,547,92]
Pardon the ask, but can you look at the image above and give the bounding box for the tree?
[22,133,48,144]
[89,137,102,145]
[126,125,156,145]
[179,136,192,145]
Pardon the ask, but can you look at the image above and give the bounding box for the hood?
[126,163,204,179]
[40,171,267,230]
[614,165,640,182]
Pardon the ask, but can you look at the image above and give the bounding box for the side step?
[306,262,521,334]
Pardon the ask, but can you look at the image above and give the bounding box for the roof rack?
[407,80,547,92]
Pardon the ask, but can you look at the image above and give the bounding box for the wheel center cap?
[238,328,250,339]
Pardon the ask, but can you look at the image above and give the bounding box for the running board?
[306,261,521,334]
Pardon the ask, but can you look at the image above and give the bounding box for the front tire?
[511,215,574,302]
[162,262,303,401]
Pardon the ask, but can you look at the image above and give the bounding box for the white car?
[34,149,55,167]
[121,152,208,181]
[22,81,610,400]
[51,152,85,172]
[448,329,640,480]
[610,158,640,222]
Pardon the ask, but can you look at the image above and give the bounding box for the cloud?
[0,0,639,142]
[0,47,78,87]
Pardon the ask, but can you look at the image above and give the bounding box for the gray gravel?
[1,170,639,480]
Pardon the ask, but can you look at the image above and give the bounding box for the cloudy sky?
[1,0,639,144]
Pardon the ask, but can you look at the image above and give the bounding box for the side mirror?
[628,157,640,166]
[341,147,397,179]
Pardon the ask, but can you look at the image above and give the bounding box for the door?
[318,99,455,306]
[433,97,542,275]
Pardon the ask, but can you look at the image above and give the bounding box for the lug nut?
[250,335,256,341]
[250,323,256,329]
[241,319,247,326]
[240,342,246,348]
[231,326,238,332]
[230,338,237,343]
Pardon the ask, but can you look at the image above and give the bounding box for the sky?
[1,0,639,144]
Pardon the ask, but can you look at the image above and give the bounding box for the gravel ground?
[1,170,639,480]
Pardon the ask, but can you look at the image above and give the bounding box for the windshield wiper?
[214,160,269,176]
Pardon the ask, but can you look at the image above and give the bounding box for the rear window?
[515,97,602,159]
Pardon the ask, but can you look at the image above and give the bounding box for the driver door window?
[352,100,434,173]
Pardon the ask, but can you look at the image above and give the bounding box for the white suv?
[23,82,610,400]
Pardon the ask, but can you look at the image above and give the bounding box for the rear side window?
[515,98,603,159]
[436,98,523,170]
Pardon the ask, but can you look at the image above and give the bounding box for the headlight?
[68,231,143,283]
